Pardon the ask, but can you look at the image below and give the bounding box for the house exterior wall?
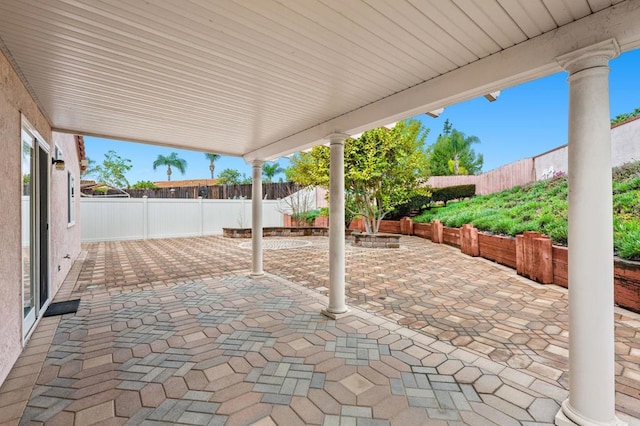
[49,132,82,294]
[0,49,80,386]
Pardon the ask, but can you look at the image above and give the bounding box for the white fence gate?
[81,197,283,242]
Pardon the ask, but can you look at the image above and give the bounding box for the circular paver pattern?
[239,239,312,250]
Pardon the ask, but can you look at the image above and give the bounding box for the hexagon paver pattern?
[0,235,638,425]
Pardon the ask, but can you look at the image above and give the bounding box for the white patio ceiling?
[1,1,639,161]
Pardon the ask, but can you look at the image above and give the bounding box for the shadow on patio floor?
[1,235,638,425]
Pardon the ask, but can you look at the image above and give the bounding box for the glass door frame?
[21,116,50,339]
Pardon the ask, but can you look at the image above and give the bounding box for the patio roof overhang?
[0,1,639,162]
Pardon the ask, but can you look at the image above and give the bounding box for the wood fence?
[427,158,535,195]
[96,182,302,199]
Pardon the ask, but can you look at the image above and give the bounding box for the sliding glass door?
[21,121,49,337]
[21,129,36,332]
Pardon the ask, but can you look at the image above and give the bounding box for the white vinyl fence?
[81,197,283,242]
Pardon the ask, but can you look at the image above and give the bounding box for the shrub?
[131,180,158,189]
[406,160,640,259]
[443,211,477,228]
[490,218,517,235]
[302,209,322,225]
[412,209,437,224]
[389,194,432,219]
[431,184,476,206]
[612,160,640,181]
[614,219,640,260]
[542,222,568,246]
[507,220,540,236]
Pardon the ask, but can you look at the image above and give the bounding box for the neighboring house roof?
[74,135,86,171]
[153,179,219,188]
[80,180,130,197]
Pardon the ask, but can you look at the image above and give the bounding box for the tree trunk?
[167,165,172,181]
[364,217,373,234]
[210,162,214,179]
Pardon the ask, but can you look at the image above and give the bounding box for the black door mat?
[43,299,81,317]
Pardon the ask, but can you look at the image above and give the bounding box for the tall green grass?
[413,161,640,260]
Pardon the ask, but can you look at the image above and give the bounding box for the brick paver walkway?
[1,235,639,425]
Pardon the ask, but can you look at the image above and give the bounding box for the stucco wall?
[611,117,640,166]
[0,49,52,386]
[534,117,640,179]
[49,133,82,295]
[533,145,568,180]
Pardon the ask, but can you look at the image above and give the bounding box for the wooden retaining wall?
[552,246,569,288]
[614,258,640,312]
[478,234,517,269]
[368,217,640,314]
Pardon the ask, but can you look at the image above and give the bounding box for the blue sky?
[85,48,640,183]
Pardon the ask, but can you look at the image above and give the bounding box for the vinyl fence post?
[143,196,149,240]
[198,196,204,236]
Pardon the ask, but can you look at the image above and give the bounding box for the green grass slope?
[413,161,640,260]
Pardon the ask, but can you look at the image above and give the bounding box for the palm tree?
[262,162,284,183]
[153,152,187,181]
[204,153,220,179]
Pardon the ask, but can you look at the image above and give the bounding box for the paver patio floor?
[1,235,639,425]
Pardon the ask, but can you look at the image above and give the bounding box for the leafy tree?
[285,151,330,187]
[131,180,158,189]
[262,162,284,183]
[86,150,132,188]
[217,168,242,184]
[427,120,483,175]
[287,120,430,234]
[240,173,252,184]
[153,152,187,181]
[204,153,220,179]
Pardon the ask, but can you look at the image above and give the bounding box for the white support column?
[556,40,624,426]
[251,160,264,276]
[322,133,349,318]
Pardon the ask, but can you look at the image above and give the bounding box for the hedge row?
[431,184,476,206]
[390,184,476,218]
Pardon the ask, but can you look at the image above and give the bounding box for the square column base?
[321,309,350,320]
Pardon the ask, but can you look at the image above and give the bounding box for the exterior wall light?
[52,158,66,170]
[484,91,501,102]
[426,108,445,118]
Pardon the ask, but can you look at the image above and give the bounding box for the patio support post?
[556,40,623,426]
[322,133,349,318]
[251,159,264,276]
